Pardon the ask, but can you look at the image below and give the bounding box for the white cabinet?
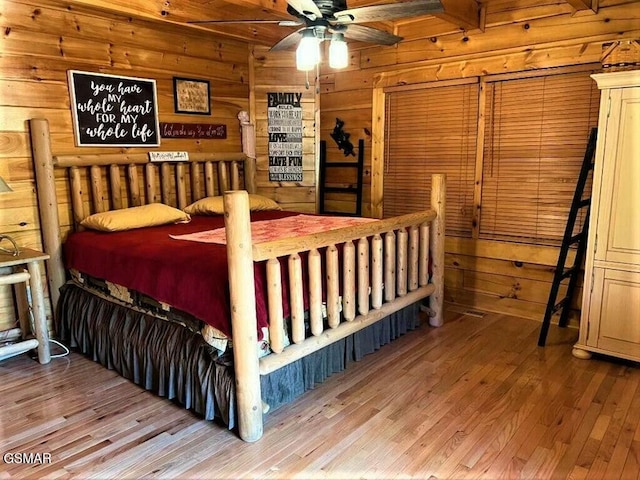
[574,70,640,363]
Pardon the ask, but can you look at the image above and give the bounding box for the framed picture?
[173,77,211,115]
[68,70,160,147]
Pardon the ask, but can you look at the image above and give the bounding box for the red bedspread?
[63,211,299,339]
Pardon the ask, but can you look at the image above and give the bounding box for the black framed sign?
[267,92,303,182]
[67,70,160,147]
[173,77,211,115]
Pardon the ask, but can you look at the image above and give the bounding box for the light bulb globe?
[329,33,349,69]
[296,30,321,71]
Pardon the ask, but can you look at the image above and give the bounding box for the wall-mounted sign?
[267,92,303,182]
[159,122,227,139]
[173,77,211,115]
[149,151,189,162]
[67,70,160,147]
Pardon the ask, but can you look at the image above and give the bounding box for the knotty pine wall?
[250,46,319,213]
[0,0,251,331]
[319,0,640,324]
[2,0,637,334]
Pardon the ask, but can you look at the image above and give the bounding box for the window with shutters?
[480,70,601,245]
[383,81,479,237]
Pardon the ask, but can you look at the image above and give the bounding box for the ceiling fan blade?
[342,24,402,45]
[188,19,302,26]
[334,0,443,24]
[286,0,323,19]
[270,28,305,51]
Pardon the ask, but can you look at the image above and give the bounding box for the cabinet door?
[588,267,640,359]
[594,87,640,266]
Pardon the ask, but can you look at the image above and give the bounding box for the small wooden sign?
[149,151,189,162]
[159,122,227,139]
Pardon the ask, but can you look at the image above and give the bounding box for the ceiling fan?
[189,0,444,69]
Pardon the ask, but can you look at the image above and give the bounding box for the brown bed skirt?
[56,283,422,430]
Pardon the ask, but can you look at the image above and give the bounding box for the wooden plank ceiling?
[61,0,599,50]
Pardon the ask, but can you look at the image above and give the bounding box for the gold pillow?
[248,194,282,212]
[184,194,281,215]
[184,196,225,215]
[81,203,191,232]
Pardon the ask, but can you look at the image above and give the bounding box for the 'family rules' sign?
[267,92,303,182]
[68,70,160,147]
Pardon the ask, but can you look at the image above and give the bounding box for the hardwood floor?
[1,306,639,479]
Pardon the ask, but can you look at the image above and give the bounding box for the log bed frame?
[29,112,445,442]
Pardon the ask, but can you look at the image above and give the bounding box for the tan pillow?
[184,194,281,215]
[248,194,282,212]
[184,196,225,215]
[81,203,191,232]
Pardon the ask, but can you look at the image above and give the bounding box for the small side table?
[0,248,51,364]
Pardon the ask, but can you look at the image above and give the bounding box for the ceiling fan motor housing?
[288,0,350,21]
[314,0,348,17]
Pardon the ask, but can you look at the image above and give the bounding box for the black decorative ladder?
[318,139,364,216]
[538,127,598,346]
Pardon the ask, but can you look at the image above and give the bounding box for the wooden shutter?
[384,81,479,237]
[480,71,600,244]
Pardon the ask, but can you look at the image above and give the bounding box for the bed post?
[30,118,65,313]
[429,174,446,327]
[238,111,257,194]
[223,190,263,442]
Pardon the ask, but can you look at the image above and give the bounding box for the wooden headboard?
[29,111,257,311]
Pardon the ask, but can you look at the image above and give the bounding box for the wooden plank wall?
[319,0,640,324]
[2,0,637,333]
[0,0,251,331]
[250,46,318,213]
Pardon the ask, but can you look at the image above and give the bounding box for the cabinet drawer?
[588,268,640,359]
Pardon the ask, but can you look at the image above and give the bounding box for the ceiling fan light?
[296,29,320,71]
[329,33,349,69]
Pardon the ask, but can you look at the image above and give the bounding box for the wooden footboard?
[224,175,445,442]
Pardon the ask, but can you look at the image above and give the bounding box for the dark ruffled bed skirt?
[56,283,422,429]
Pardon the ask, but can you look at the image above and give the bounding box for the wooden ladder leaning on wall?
[318,139,365,217]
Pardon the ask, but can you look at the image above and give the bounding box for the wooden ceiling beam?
[220,0,291,17]
[66,0,167,22]
[67,0,290,21]
[432,0,481,31]
[47,0,280,44]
